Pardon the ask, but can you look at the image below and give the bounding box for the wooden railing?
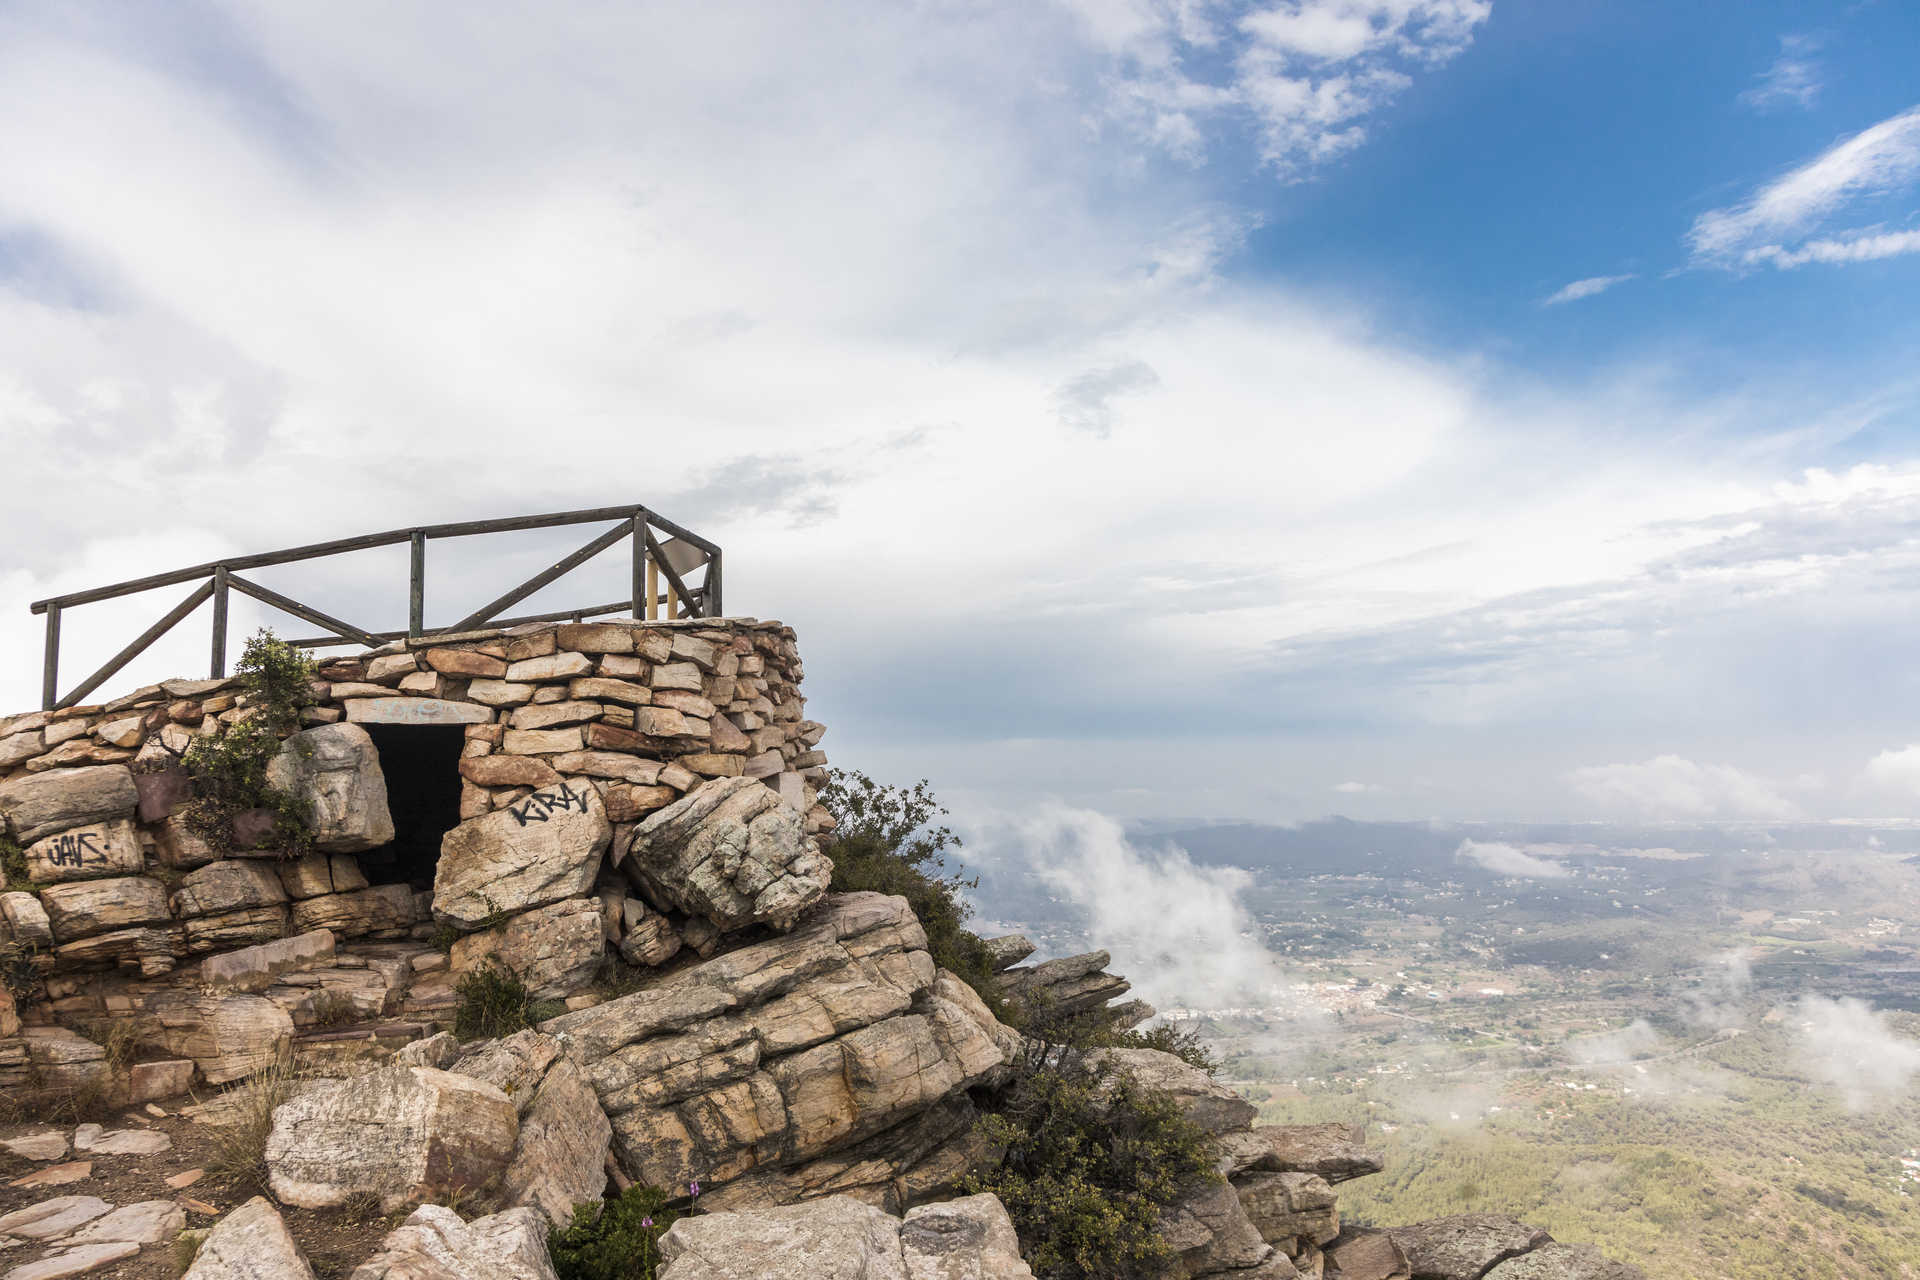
[29,504,721,711]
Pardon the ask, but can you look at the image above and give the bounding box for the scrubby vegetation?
[818,769,1004,1011]
[203,1053,300,1194]
[965,1048,1219,1280]
[548,1184,686,1280]
[182,629,317,857]
[1,833,29,891]
[453,961,566,1040]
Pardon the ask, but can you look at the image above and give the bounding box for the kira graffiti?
[508,783,590,827]
[44,829,104,868]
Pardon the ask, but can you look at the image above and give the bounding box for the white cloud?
[1542,273,1634,305]
[1737,35,1821,113]
[1689,104,1920,269]
[1793,996,1920,1110]
[1455,839,1569,879]
[1742,226,1920,269]
[1333,780,1382,794]
[1063,0,1492,175]
[1566,756,1800,821]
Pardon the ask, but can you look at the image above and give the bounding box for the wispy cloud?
[1793,996,1920,1111]
[1737,34,1822,113]
[1542,273,1635,306]
[1566,756,1800,821]
[1455,839,1570,879]
[1689,104,1920,269]
[1065,0,1493,176]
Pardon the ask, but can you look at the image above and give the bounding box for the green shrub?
[964,1051,1220,1280]
[453,962,566,1040]
[1,835,31,892]
[548,1184,682,1280]
[182,630,317,858]
[818,770,1003,1012]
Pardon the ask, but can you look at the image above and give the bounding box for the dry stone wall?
[0,617,829,1103]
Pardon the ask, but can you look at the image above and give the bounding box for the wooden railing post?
[408,530,426,639]
[646,558,659,621]
[41,604,60,711]
[631,516,646,620]
[210,567,230,678]
[706,550,722,618]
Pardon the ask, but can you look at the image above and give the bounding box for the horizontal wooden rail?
[31,503,721,710]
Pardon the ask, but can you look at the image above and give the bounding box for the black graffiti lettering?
[508,783,588,827]
[46,830,103,869]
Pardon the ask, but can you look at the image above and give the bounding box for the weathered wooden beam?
[57,580,215,709]
[210,566,230,678]
[409,530,426,638]
[282,598,636,649]
[225,573,382,648]
[641,525,703,619]
[451,520,633,632]
[41,605,61,711]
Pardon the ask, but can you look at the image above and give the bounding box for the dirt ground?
[0,1097,399,1280]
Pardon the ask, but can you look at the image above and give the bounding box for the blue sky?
[4,1,1920,827]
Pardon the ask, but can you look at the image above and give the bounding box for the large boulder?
[267,723,396,853]
[1237,1172,1340,1247]
[659,1196,907,1279]
[996,950,1130,1020]
[541,892,1013,1196]
[495,1058,613,1227]
[448,897,604,999]
[172,860,290,917]
[1387,1215,1553,1280]
[290,884,417,938]
[182,1196,316,1280]
[433,782,609,928]
[1231,1124,1385,1184]
[0,764,137,843]
[899,1194,1035,1280]
[624,776,831,933]
[1158,1179,1272,1279]
[348,1204,558,1280]
[266,1064,518,1213]
[1086,1047,1258,1135]
[1482,1244,1647,1280]
[1326,1228,1412,1280]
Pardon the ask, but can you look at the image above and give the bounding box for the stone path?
[0,1120,193,1280]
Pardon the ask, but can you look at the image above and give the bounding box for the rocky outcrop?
[1387,1214,1552,1280]
[1090,1046,1258,1135]
[442,1031,612,1227]
[137,992,294,1084]
[265,1064,520,1212]
[1483,1244,1648,1280]
[266,723,396,853]
[0,764,138,844]
[541,892,1013,1197]
[658,1193,1033,1280]
[448,896,605,998]
[348,1204,559,1280]
[624,776,831,933]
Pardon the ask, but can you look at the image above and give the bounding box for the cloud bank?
[1454,839,1569,879]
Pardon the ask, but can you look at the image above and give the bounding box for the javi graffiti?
[508,782,590,827]
[44,829,104,869]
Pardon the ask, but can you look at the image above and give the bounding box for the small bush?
[1,835,30,892]
[964,1052,1219,1280]
[454,962,566,1040]
[182,630,317,858]
[203,1055,299,1194]
[548,1184,682,1280]
[170,1229,206,1277]
[818,770,1004,1013]
[0,936,42,1006]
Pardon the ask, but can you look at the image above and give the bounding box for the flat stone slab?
[0,1134,68,1163]
[7,1164,91,1190]
[345,697,492,725]
[4,1240,141,1280]
[72,1127,171,1156]
[69,1200,186,1245]
[0,1197,112,1241]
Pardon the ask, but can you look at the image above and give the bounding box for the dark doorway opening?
[361,724,465,890]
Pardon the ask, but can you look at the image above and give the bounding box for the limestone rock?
[40,876,170,942]
[348,1203,559,1280]
[659,1196,907,1280]
[0,1196,112,1240]
[276,854,369,899]
[1481,1244,1646,1280]
[266,724,396,853]
[182,1196,316,1280]
[395,1031,460,1069]
[448,1031,561,1108]
[433,782,609,928]
[1,1133,68,1162]
[1387,1215,1552,1280]
[1237,1172,1340,1247]
[496,1058,612,1227]
[996,950,1130,1020]
[68,1199,187,1244]
[201,930,336,992]
[128,1058,196,1102]
[73,1125,172,1155]
[289,884,417,939]
[617,902,683,968]
[0,765,138,844]
[265,1064,520,1212]
[1325,1228,1411,1280]
[448,898,604,999]
[6,1241,141,1279]
[172,860,289,918]
[1086,1047,1257,1135]
[1,891,54,952]
[23,819,142,884]
[140,992,293,1084]
[899,1194,1034,1280]
[625,776,830,933]
[1158,1179,1271,1278]
[1244,1125,1385,1184]
[981,935,1035,972]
